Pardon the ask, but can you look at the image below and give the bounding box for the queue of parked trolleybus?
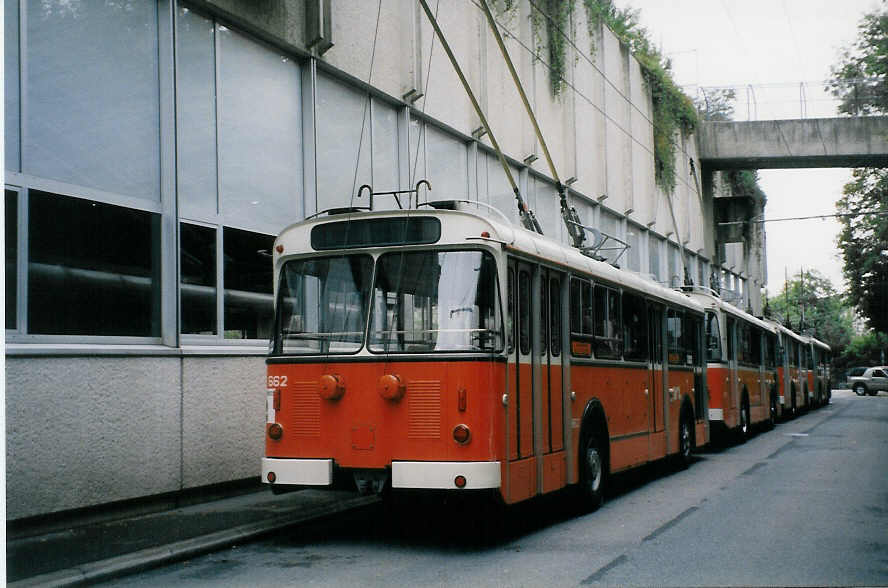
[261,203,832,510]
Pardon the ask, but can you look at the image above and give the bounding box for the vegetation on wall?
[580,0,697,193]
[497,0,697,193]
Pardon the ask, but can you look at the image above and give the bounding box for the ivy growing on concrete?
[494,0,697,193]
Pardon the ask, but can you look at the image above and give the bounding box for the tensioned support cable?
[417,0,542,234]
[478,0,584,248]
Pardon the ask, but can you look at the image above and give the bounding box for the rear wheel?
[739,397,751,441]
[580,434,605,510]
[677,411,693,469]
[854,383,866,396]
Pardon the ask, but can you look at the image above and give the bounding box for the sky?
[611,0,882,296]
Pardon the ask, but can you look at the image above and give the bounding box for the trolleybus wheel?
[739,396,751,441]
[580,434,605,511]
[677,412,693,469]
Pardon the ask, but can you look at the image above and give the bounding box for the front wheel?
[580,434,605,511]
[854,384,866,396]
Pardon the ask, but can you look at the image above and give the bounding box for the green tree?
[766,269,855,356]
[828,2,888,337]
[838,331,888,371]
[826,2,888,115]
[836,169,888,333]
[694,88,736,122]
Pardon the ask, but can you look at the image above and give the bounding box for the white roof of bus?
[760,317,805,342]
[686,290,776,333]
[275,207,703,313]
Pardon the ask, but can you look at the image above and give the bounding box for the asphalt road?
[107,390,887,587]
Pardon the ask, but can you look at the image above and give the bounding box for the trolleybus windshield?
[274,254,373,355]
[368,250,503,353]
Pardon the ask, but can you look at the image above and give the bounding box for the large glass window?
[175,6,219,219]
[6,190,18,329]
[622,292,648,362]
[223,227,274,339]
[218,25,301,228]
[25,1,160,200]
[5,0,20,171]
[180,223,217,335]
[28,191,160,336]
[593,285,622,359]
[275,254,373,355]
[369,251,502,353]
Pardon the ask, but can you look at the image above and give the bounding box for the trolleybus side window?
[275,254,373,355]
[726,317,736,362]
[507,267,515,354]
[705,311,722,362]
[518,269,531,355]
[684,312,700,366]
[550,278,561,357]
[593,284,622,359]
[622,292,648,362]
[667,308,685,365]
[750,326,762,366]
[569,276,592,357]
[539,275,548,354]
[368,250,503,353]
[765,333,776,368]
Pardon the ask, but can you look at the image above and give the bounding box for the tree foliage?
[838,331,888,370]
[826,2,888,115]
[694,88,736,122]
[836,168,888,333]
[766,270,855,357]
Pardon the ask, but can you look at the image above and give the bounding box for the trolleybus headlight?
[454,475,467,488]
[267,423,283,440]
[318,374,346,401]
[452,424,471,445]
[378,374,406,401]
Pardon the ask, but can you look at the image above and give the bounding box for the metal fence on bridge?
[690,78,884,121]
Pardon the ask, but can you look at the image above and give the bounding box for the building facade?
[4,0,762,520]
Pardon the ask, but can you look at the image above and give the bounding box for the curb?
[9,495,380,588]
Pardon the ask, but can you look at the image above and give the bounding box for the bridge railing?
[689,78,883,122]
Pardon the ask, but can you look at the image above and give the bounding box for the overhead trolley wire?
[471,0,698,196]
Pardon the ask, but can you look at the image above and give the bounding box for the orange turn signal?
[267,471,277,483]
[318,374,345,401]
[378,374,406,401]
[454,475,467,488]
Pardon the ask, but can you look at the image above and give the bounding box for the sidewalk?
[7,488,379,587]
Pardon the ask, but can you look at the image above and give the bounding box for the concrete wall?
[6,356,265,520]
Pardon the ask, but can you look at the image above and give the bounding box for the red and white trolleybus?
[688,288,778,440]
[261,203,708,506]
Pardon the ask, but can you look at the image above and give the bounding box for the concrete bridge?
[697,116,888,169]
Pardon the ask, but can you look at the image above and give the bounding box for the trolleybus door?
[648,304,665,434]
[726,316,738,426]
[539,269,565,494]
[505,260,537,502]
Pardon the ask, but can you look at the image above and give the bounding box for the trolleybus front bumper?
[262,458,501,490]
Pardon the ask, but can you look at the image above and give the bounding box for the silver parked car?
[850,367,888,396]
